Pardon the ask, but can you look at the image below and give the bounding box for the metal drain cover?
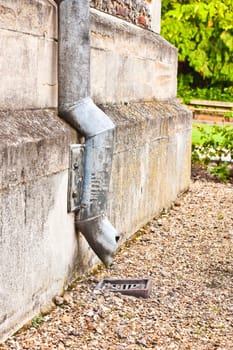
[96,278,152,298]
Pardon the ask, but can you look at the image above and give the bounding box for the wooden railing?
[188,99,233,109]
[179,99,233,122]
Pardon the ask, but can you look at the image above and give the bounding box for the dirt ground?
[1,167,233,350]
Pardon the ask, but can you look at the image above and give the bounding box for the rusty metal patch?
[96,278,152,298]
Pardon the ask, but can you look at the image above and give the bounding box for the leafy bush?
[192,123,223,145]
[161,0,233,102]
[224,110,233,121]
[192,124,233,181]
[178,75,233,103]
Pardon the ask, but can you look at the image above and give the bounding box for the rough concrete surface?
[0,0,57,110]
[103,100,192,239]
[0,109,78,342]
[90,8,177,104]
[0,172,79,342]
[0,0,57,37]
[0,109,77,190]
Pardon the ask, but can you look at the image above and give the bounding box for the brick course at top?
[90,0,152,29]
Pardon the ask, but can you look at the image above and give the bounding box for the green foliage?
[224,110,233,121]
[31,316,44,328]
[161,0,233,100]
[164,0,233,180]
[178,74,233,102]
[192,123,223,145]
[208,163,230,182]
[192,124,233,181]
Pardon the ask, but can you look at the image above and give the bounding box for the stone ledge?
[0,109,77,191]
[99,99,192,153]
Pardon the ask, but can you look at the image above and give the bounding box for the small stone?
[69,329,78,336]
[53,296,64,306]
[63,293,73,305]
[96,327,103,334]
[61,315,72,323]
[137,15,146,26]
[57,343,65,350]
[85,310,95,318]
[116,327,127,339]
[93,289,102,295]
[137,338,147,346]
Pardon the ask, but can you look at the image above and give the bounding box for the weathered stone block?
[101,100,192,237]
[0,0,57,37]
[0,110,76,190]
[0,0,57,110]
[0,173,78,341]
[0,110,78,342]
[90,9,177,104]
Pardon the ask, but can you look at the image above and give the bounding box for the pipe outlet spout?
[77,215,119,267]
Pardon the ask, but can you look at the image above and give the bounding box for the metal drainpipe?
[56,0,119,266]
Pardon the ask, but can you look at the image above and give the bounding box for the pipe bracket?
[68,144,85,212]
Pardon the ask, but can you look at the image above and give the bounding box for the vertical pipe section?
[57,0,119,266]
[58,0,90,111]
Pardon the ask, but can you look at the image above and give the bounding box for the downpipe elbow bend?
[64,98,119,266]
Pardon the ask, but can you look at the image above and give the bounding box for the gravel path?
[1,172,233,350]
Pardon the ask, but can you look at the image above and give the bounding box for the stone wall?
[90,0,152,29]
[0,0,81,342]
[0,0,191,343]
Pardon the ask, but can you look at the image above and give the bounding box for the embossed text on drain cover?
[96,278,152,298]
